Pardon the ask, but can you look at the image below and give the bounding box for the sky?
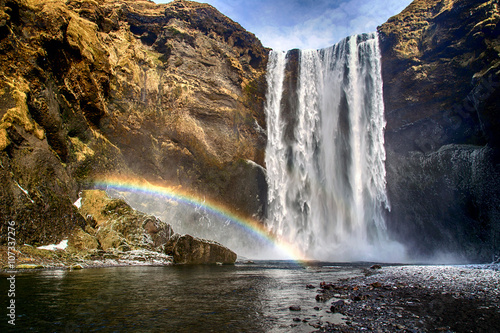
[154,0,413,50]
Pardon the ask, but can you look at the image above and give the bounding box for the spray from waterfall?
[265,33,406,262]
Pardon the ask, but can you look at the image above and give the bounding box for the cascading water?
[265,33,406,262]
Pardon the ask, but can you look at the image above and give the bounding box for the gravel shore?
[307,264,500,332]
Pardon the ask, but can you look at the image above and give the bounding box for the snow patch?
[37,239,68,251]
[73,198,82,209]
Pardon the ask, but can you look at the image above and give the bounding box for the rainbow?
[92,175,309,262]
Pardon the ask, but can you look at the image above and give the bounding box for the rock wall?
[0,0,268,246]
[378,0,500,261]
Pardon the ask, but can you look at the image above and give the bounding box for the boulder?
[164,233,237,264]
[77,190,174,252]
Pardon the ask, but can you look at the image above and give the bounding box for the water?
[1,262,365,332]
[265,33,405,262]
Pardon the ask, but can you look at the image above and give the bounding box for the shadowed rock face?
[378,0,500,261]
[0,0,268,245]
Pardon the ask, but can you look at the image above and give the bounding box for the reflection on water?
[1,262,364,332]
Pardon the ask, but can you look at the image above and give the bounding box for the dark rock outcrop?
[0,0,268,246]
[378,0,500,261]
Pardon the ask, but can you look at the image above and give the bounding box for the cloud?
[155,0,412,50]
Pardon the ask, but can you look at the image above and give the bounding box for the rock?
[79,190,237,265]
[16,264,44,269]
[77,190,174,252]
[371,282,383,288]
[330,300,345,313]
[378,0,500,261]
[306,284,316,289]
[164,233,237,265]
[289,305,301,311]
[293,317,301,322]
[370,264,382,270]
[320,282,335,290]
[68,229,100,252]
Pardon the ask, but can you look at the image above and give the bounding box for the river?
[1,261,367,332]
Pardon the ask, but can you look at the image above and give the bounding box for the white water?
[265,33,406,262]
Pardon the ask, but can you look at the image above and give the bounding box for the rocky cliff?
[378,0,500,261]
[1,0,498,263]
[0,0,268,247]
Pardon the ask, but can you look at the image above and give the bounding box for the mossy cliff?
[0,0,268,246]
[378,0,500,261]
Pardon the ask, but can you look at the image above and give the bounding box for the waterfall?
[265,33,405,262]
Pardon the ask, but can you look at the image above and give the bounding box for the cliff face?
[0,0,268,246]
[2,0,498,262]
[378,0,500,261]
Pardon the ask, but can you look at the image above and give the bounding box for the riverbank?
[303,264,500,332]
[0,245,173,271]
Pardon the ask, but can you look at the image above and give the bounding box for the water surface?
[2,261,366,332]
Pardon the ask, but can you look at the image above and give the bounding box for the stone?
[16,264,44,269]
[78,190,175,252]
[289,305,301,311]
[164,233,237,265]
[370,264,382,270]
[330,300,345,313]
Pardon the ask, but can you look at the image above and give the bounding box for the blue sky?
[154,0,413,50]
